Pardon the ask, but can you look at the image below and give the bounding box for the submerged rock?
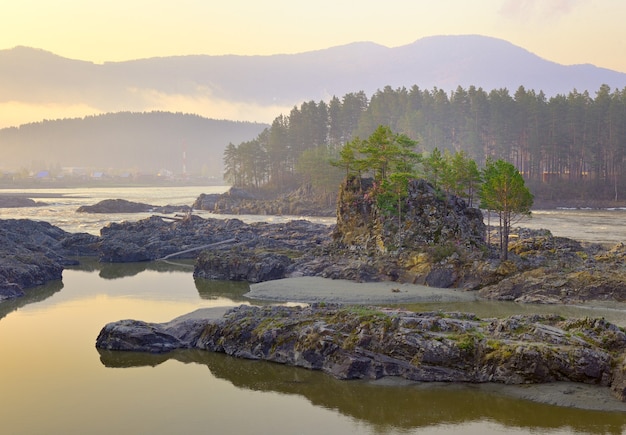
[95,304,626,402]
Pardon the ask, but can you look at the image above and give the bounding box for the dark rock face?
[335,178,486,253]
[0,219,99,300]
[332,178,487,287]
[77,198,191,214]
[95,304,626,402]
[194,248,291,283]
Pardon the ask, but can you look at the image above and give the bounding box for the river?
[1,186,626,434]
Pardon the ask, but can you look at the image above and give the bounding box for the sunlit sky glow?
[2,0,624,70]
[1,0,625,128]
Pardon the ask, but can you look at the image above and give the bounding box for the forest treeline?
[224,84,626,203]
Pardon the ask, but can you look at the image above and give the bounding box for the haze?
[1,0,625,128]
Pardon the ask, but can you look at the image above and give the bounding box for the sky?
[1,0,625,127]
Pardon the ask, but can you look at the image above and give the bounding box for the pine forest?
[224,84,626,204]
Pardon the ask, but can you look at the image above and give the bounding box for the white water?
[0,186,335,235]
[1,186,625,246]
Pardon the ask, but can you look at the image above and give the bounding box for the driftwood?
[157,238,237,261]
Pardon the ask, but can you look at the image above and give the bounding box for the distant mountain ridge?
[2,35,625,124]
[2,35,626,177]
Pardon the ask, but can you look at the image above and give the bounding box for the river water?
[1,186,626,434]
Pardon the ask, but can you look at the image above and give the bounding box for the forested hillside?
[0,112,267,178]
[225,84,626,203]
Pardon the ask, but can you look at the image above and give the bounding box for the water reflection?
[4,257,626,434]
[194,277,250,301]
[68,256,195,278]
[98,349,626,434]
[0,279,63,321]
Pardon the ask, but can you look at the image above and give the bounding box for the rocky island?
[4,176,626,404]
[94,178,626,404]
[95,303,626,403]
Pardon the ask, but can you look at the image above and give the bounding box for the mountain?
[0,112,267,176]
[2,35,626,177]
[2,35,625,120]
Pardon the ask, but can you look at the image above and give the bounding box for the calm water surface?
[2,187,626,434]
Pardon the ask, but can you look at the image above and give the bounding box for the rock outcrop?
[0,219,99,300]
[192,185,335,217]
[0,196,47,208]
[95,304,626,402]
[331,177,489,287]
[335,177,486,253]
[98,215,332,265]
[76,198,191,214]
[479,233,626,304]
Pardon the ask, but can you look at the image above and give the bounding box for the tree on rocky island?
[334,125,422,224]
[479,158,534,261]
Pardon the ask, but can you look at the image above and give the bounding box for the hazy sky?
[2,0,624,71]
[1,0,625,128]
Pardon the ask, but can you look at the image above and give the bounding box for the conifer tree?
[480,159,533,260]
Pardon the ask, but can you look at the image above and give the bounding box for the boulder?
[0,219,99,299]
[194,248,292,283]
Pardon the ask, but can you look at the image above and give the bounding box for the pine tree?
[480,159,534,260]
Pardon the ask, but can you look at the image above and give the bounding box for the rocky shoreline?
[4,181,626,408]
[3,180,626,305]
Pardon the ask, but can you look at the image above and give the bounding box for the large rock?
[335,177,486,253]
[95,304,626,401]
[192,185,335,217]
[194,248,291,282]
[479,236,626,303]
[98,215,332,264]
[332,177,487,287]
[77,198,191,214]
[0,219,99,300]
[0,196,47,208]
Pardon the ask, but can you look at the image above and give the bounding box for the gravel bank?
[245,277,481,304]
